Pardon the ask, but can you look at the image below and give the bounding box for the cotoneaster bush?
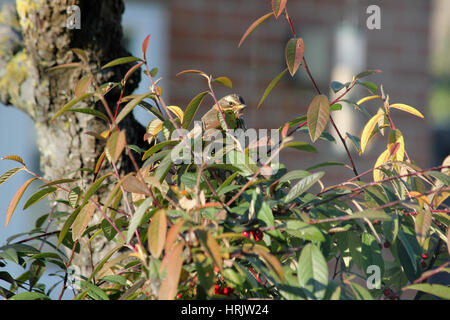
[0,0,449,300]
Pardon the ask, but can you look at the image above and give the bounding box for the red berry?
[421,253,428,260]
[254,230,263,242]
[214,266,220,273]
[223,287,229,295]
[384,241,391,248]
[176,293,182,299]
[383,289,392,296]
[242,231,249,238]
[420,261,427,269]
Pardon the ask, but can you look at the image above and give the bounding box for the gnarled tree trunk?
[0,0,145,275]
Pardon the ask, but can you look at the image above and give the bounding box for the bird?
[201,94,247,131]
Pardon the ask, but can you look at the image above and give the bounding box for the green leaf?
[297,243,328,300]
[284,141,317,153]
[0,167,24,187]
[279,170,310,183]
[116,92,152,124]
[405,283,450,300]
[101,56,142,69]
[127,197,153,243]
[154,150,174,183]
[0,248,18,264]
[50,93,93,122]
[348,282,373,300]
[142,140,178,161]
[182,91,209,129]
[82,173,112,205]
[285,172,324,202]
[361,232,384,278]
[238,12,274,48]
[139,100,164,121]
[355,70,382,79]
[100,275,127,286]
[285,220,325,242]
[23,187,57,210]
[358,81,378,94]
[257,68,288,109]
[307,95,330,143]
[57,205,84,247]
[213,77,233,88]
[285,38,304,76]
[330,104,342,111]
[70,108,109,122]
[350,209,392,221]
[346,132,362,153]
[306,161,345,171]
[83,282,110,300]
[9,292,50,300]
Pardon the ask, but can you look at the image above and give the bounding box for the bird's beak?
[234,104,246,111]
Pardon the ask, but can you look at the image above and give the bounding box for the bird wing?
[201,107,220,131]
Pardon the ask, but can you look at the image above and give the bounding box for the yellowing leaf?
[165,219,185,253]
[360,113,384,153]
[147,118,163,136]
[167,106,184,123]
[356,95,381,105]
[196,230,223,271]
[2,155,25,166]
[106,130,127,162]
[307,95,330,143]
[148,210,167,259]
[72,202,96,241]
[389,103,424,119]
[253,248,285,281]
[409,191,430,207]
[159,242,184,300]
[373,149,390,182]
[5,178,37,227]
[388,129,405,162]
[414,208,432,248]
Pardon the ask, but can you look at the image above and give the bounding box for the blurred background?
[0,0,449,298]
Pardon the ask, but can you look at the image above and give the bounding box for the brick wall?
[167,0,432,185]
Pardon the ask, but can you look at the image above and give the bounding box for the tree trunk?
[0,0,145,275]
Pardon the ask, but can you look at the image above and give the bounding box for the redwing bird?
[201,94,247,131]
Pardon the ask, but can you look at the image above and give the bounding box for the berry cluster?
[401,210,418,217]
[383,288,398,300]
[420,253,429,269]
[242,229,264,242]
[214,284,234,296]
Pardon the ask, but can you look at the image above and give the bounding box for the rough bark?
[0,1,146,275]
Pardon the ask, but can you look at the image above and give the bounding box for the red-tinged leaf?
[121,174,151,196]
[257,68,288,109]
[47,62,82,72]
[72,202,96,241]
[71,48,88,63]
[106,130,127,162]
[123,62,144,84]
[165,219,185,253]
[2,155,25,166]
[238,12,274,48]
[148,210,167,259]
[159,242,184,300]
[285,38,304,76]
[5,178,37,227]
[281,123,289,139]
[74,75,93,98]
[142,35,151,61]
[307,95,330,142]
[272,0,287,18]
[176,69,210,81]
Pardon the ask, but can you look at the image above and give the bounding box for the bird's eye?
[228,102,233,106]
